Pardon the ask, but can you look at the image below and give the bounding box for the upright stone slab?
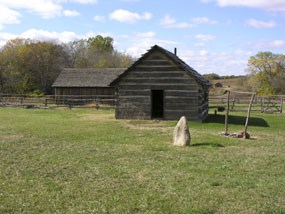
[173,116,191,146]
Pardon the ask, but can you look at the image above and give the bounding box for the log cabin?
[110,45,212,121]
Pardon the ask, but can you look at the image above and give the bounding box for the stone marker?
[173,116,191,146]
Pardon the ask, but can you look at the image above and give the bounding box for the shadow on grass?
[203,114,269,127]
[191,142,224,147]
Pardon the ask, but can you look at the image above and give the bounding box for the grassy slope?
[0,108,284,213]
[210,77,245,96]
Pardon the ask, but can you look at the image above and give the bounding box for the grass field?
[0,107,284,213]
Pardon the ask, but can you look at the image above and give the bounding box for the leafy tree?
[0,38,30,93]
[0,38,69,94]
[247,51,285,95]
[63,36,133,68]
[24,41,70,94]
[63,39,88,68]
[87,35,114,52]
[203,73,221,80]
[0,35,133,95]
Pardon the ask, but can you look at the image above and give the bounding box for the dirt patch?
[120,120,172,133]
[0,134,24,142]
[80,113,115,122]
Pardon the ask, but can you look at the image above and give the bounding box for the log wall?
[54,87,114,96]
[115,51,209,121]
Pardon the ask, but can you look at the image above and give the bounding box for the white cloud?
[0,0,97,28]
[19,29,80,43]
[234,50,252,56]
[63,10,80,17]
[109,9,152,24]
[210,0,285,12]
[160,15,176,26]
[181,50,248,75]
[269,40,285,48]
[246,19,276,28]
[0,0,62,19]
[160,15,217,29]
[114,31,178,57]
[0,6,21,29]
[66,0,98,3]
[93,15,105,22]
[248,39,285,50]
[195,34,216,41]
[160,15,193,29]
[136,31,156,38]
[191,17,218,25]
[0,32,17,46]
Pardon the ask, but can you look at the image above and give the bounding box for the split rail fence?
[1,93,284,113]
[0,94,115,109]
[209,94,284,113]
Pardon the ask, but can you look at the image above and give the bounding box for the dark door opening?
[151,90,164,119]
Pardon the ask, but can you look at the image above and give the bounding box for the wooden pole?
[45,98,48,108]
[244,93,256,139]
[261,97,264,113]
[225,91,230,135]
[280,97,283,113]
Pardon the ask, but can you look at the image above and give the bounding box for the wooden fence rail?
[0,94,115,109]
[1,93,284,113]
[209,95,284,113]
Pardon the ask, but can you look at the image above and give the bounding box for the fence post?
[244,93,256,139]
[280,97,283,113]
[96,97,100,109]
[261,97,264,113]
[45,98,48,108]
[224,91,230,135]
[231,97,235,110]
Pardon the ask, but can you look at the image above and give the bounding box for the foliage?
[203,73,221,80]
[247,51,285,95]
[0,108,284,213]
[0,38,69,94]
[0,36,134,95]
[63,35,133,69]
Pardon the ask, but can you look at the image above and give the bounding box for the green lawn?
[0,107,284,213]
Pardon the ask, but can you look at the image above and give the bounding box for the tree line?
[0,35,133,95]
[1,37,284,96]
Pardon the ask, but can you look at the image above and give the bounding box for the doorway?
[151,90,164,119]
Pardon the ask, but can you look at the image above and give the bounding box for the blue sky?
[0,0,285,75]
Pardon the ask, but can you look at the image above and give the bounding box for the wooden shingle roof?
[52,68,126,88]
[110,45,212,87]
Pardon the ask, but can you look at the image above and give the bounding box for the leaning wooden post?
[261,96,264,113]
[244,93,256,139]
[224,90,230,135]
[280,97,283,113]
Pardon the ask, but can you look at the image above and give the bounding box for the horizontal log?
[165,103,198,110]
[165,96,199,100]
[165,90,199,97]
[119,78,195,84]
[139,60,173,66]
[118,90,150,96]
[124,71,186,78]
[146,53,167,60]
[165,109,199,114]
[116,103,150,109]
[132,66,181,72]
[116,97,150,103]
[117,83,202,91]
